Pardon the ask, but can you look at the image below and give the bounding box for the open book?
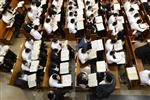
[126,67,139,80]
[96,61,107,72]
[28,73,37,88]
[88,73,98,87]
[60,62,69,74]
[30,60,39,72]
[91,39,104,51]
[61,49,69,61]
[61,74,72,87]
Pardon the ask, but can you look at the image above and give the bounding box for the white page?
[31,49,40,60]
[30,60,39,72]
[114,41,123,51]
[55,14,61,22]
[91,39,104,51]
[88,73,98,87]
[96,61,107,72]
[131,4,139,10]
[60,62,69,74]
[126,67,139,80]
[61,49,69,61]
[28,73,37,88]
[95,16,103,23]
[114,3,121,10]
[88,49,97,59]
[61,74,72,87]
[115,52,126,64]
[96,23,105,31]
[117,16,124,23]
[77,21,84,30]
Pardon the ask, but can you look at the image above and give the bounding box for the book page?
[77,21,84,30]
[30,60,39,72]
[115,52,126,64]
[114,3,121,10]
[61,74,72,87]
[28,73,37,88]
[96,61,107,72]
[91,39,104,51]
[96,23,105,31]
[60,62,69,74]
[88,73,98,87]
[126,67,139,80]
[95,16,103,23]
[88,49,97,59]
[61,49,69,61]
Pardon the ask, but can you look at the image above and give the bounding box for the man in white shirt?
[51,39,62,51]
[25,39,34,50]
[78,48,89,64]
[22,48,31,61]
[108,13,118,25]
[44,18,52,34]
[106,51,124,64]
[30,25,42,40]
[68,18,77,34]
[139,70,150,86]
[49,73,63,88]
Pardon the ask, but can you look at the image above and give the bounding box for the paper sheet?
[113,3,121,10]
[88,49,97,59]
[88,73,98,87]
[61,49,69,61]
[126,67,139,80]
[96,61,107,72]
[95,16,103,23]
[91,39,104,51]
[77,21,84,30]
[61,74,72,87]
[30,60,39,72]
[28,73,37,88]
[60,62,69,74]
[96,23,105,31]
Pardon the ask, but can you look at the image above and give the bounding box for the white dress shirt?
[124,1,131,12]
[131,22,147,32]
[68,22,77,34]
[51,40,61,51]
[25,40,33,49]
[78,48,89,64]
[22,49,31,61]
[108,15,116,25]
[30,29,42,40]
[139,70,150,86]
[21,63,30,71]
[44,21,52,34]
[106,51,123,64]
[49,74,63,88]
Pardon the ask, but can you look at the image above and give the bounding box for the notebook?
[96,61,107,72]
[28,73,37,88]
[126,67,139,80]
[61,49,69,61]
[88,73,98,87]
[30,60,39,72]
[61,74,72,87]
[60,62,69,74]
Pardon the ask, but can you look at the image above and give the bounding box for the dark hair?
[114,13,118,17]
[27,7,31,11]
[68,6,73,10]
[69,12,73,16]
[134,13,139,18]
[52,74,58,80]
[112,21,117,26]
[48,92,55,99]
[88,6,92,10]
[52,38,58,43]
[34,25,38,30]
[46,18,50,23]
[129,7,134,12]
[69,1,73,5]
[81,48,87,53]
[111,36,117,43]
[86,1,90,5]
[110,51,115,55]
[70,19,75,23]
[74,11,77,17]
[137,19,142,24]
[25,48,31,53]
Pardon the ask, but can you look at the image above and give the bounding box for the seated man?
[44,18,52,34]
[49,73,63,88]
[51,38,62,51]
[22,48,31,61]
[30,25,42,40]
[77,72,88,88]
[77,35,91,50]
[78,48,89,64]
[106,50,125,64]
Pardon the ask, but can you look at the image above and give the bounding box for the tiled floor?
[0,35,150,100]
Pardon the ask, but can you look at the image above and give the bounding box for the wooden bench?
[42,46,52,89]
[9,40,25,85]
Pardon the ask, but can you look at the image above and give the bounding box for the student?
[21,60,31,72]
[77,35,91,50]
[22,48,31,61]
[30,25,42,40]
[77,72,88,88]
[43,18,52,34]
[68,18,77,34]
[106,50,124,64]
[49,73,63,88]
[51,39,62,51]
[78,48,89,64]
[51,49,60,64]
[105,36,123,51]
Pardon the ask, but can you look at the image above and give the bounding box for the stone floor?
[0,35,150,100]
